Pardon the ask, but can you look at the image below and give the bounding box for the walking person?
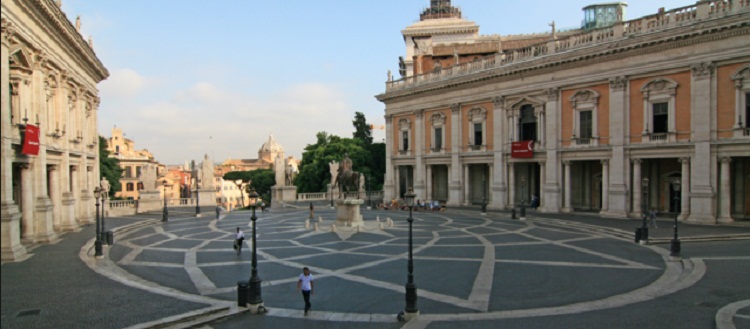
[297,267,314,315]
[309,203,314,220]
[649,209,658,228]
[234,227,245,255]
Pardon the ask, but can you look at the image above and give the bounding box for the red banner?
[21,124,40,156]
[511,140,534,158]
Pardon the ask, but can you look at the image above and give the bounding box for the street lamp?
[367,175,372,209]
[246,187,265,313]
[100,186,107,242]
[93,186,103,257]
[195,180,201,217]
[399,188,419,321]
[670,178,681,259]
[162,181,169,222]
[329,183,334,208]
[640,177,650,244]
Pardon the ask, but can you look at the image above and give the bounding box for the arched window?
[430,112,446,153]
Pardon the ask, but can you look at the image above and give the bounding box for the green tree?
[99,135,123,198]
[352,111,373,145]
[223,169,275,206]
[295,132,371,193]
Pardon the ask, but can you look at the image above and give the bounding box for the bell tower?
[420,0,462,21]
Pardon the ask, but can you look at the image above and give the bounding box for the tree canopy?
[99,135,123,198]
[223,169,275,204]
[295,112,385,193]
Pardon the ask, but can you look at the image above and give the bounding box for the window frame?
[468,107,487,151]
[430,112,446,153]
[731,65,750,137]
[640,78,678,142]
[569,89,600,147]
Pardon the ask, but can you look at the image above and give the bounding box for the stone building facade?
[1,0,108,260]
[106,127,160,200]
[377,0,750,224]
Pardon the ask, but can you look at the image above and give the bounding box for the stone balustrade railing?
[386,0,749,92]
[298,192,327,201]
[108,200,137,208]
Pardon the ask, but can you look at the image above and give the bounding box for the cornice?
[16,0,108,82]
[378,15,750,103]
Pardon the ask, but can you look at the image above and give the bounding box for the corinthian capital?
[609,76,628,91]
[1,18,16,47]
[691,62,715,80]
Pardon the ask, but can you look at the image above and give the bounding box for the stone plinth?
[271,186,297,207]
[196,189,215,208]
[138,191,163,212]
[335,199,364,226]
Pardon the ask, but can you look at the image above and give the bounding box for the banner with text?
[511,140,534,158]
[21,124,40,156]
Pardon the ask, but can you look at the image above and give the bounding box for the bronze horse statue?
[335,168,359,199]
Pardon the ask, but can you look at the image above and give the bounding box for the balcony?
[430,147,445,155]
[643,131,676,143]
[570,136,598,147]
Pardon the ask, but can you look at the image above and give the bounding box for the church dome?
[259,135,284,153]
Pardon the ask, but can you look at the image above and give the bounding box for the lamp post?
[367,175,372,209]
[100,186,107,241]
[195,180,201,217]
[399,188,419,321]
[246,187,265,313]
[670,178,681,259]
[162,181,169,222]
[330,183,334,208]
[640,177,650,244]
[93,186,103,257]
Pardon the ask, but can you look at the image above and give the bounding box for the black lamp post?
[195,181,201,217]
[367,175,372,208]
[94,186,103,257]
[162,181,169,222]
[100,187,107,240]
[670,178,681,258]
[246,187,265,311]
[399,188,419,321]
[640,177,649,243]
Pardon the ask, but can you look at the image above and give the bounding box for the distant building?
[377,1,750,223]
[1,0,109,260]
[106,127,161,200]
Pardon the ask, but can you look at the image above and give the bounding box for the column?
[539,162,546,209]
[426,165,432,201]
[20,164,34,241]
[606,76,630,218]
[383,115,395,201]
[61,166,78,230]
[394,165,400,199]
[600,160,609,214]
[678,158,690,220]
[562,161,572,212]
[448,104,462,206]
[78,165,94,224]
[49,165,61,231]
[490,97,507,209]
[687,62,717,224]
[414,110,426,198]
[542,88,561,213]
[1,20,27,261]
[463,165,470,205]
[508,163,515,206]
[718,157,733,223]
[632,159,642,218]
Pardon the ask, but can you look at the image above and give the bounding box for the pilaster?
[383,115,395,202]
[542,88,561,213]
[605,76,629,218]
[687,62,717,224]
[414,110,426,199]
[490,97,507,209]
[448,104,461,206]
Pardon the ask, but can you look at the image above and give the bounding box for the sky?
[61,0,694,165]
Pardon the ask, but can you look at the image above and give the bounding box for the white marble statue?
[275,154,285,186]
[329,161,339,187]
[200,154,214,190]
[141,163,157,191]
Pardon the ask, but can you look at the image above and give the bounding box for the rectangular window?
[579,111,592,139]
[434,127,443,150]
[402,131,409,151]
[124,166,133,178]
[653,102,668,133]
[474,123,483,146]
[136,166,142,178]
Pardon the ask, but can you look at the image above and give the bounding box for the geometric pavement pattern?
[96,208,697,326]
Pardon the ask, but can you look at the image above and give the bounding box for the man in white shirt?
[234,227,245,255]
[296,267,314,315]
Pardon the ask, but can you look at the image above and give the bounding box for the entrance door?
[469,164,488,205]
[431,165,448,201]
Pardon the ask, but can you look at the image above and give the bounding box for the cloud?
[99,68,151,99]
[98,81,358,165]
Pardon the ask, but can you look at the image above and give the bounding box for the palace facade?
[377,0,750,224]
[2,0,109,260]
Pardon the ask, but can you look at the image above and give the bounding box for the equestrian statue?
[334,153,360,199]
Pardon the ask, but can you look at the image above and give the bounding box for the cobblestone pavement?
[2,205,749,329]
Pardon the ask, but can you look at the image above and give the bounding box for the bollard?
[314,223,319,231]
[106,231,114,245]
[305,220,310,229]
[520,205,526,220]
[634,228,642,243]
[237,281,250,307]
[511,208,516,219]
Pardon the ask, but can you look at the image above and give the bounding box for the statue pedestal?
[197,189,215,208]
[335,199,364,226]
[138,191,162,212]
[271,186,297,207]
